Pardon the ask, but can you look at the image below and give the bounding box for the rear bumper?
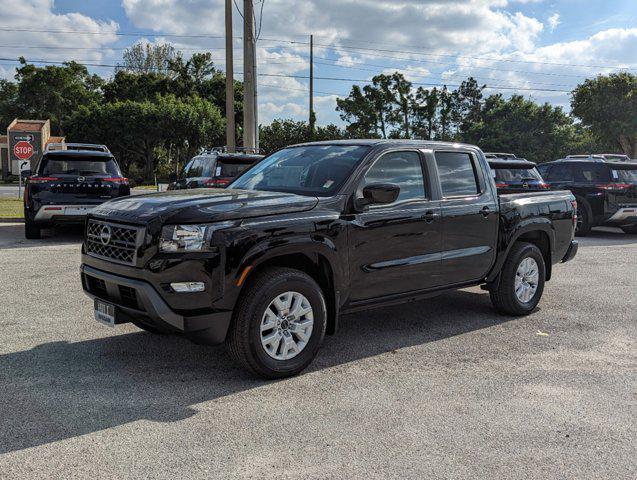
[81,264,232,344]
[34,204,98,222]
[561,240,578,263]
[604,207,637,226]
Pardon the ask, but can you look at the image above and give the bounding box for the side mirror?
[356,183,400,209]
[21,169,31,178]
[168,172,177,183]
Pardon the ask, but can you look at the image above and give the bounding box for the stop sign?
[14,141,34,160]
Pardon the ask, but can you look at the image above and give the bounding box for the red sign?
[14,141,34,160]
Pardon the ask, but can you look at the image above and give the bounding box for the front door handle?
[422,210,440,223]
[481,206,491,217]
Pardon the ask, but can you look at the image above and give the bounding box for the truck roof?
[290,139,482,150]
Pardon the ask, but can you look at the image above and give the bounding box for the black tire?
[621,226,637,234]
[225,267,327,379]
[490,242,546,316]
[24,218,41,239]
[574,205,591,237]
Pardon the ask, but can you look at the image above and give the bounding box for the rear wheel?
[225,267,327,379]
[24,218,41,239]
[574,205,591,237]
[621,225,637,234]
[490,242,546,316]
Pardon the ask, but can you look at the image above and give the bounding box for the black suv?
[537,158,637,235]
[168,151,263,189]
[487,157,549,194]
[23,144,130,239]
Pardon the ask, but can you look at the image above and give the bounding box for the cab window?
[435,151,480,197]
[363,151,426,205]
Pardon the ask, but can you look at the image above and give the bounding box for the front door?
[433,150,499,284]
[348,150,443,302]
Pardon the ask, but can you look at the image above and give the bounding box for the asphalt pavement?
[0,224,635,479]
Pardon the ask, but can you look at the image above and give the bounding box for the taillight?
[102,177,128,184]
[29,177,58,183]
[571,200,578,227]
[495,182,507,188]
[595,183,631,190]
[204,178,231,187]
[539,182,550,189]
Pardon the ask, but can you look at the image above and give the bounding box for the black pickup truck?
[81,140,578,378]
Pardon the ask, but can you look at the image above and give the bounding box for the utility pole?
[243,0,258,152]
[309,34,315,140]
[225,0,235,152]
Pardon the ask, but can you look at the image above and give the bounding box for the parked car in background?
[80,140,577,378]
[168,150,264,190]
[23,143,129,239]
[487,157,550,194]
[537,158,637,235]
[566,154,631,162]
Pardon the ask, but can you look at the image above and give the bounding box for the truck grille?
[86,220,143,266]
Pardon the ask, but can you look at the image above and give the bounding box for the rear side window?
[363,151,426,205]
[571,164,610,183]
[435,152,479,197]
[547,164,572,181]
[611,167,637,183]
[39,155,121,176]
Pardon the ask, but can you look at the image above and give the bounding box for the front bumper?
[561,240,578,263]
[81,264,232,344]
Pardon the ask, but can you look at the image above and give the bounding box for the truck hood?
[90,188,319,224]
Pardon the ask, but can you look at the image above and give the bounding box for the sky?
[0,0,636,126]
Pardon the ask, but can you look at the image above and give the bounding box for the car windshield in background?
[612,167,637,183]
[216,159,255,177]
[40,155,121,176]
[182,156,215,177]
[494,167,542,182]
[229,145,370,196]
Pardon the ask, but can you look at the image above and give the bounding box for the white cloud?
[548,13,561,32]
[0,0,119,71]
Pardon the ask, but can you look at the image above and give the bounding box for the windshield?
[216,159,257,177]
[611,168,637,183]
[40,155,121,176]
[229,145,371,196]
[494,167,542,182]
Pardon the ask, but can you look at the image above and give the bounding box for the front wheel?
[225,267,327,379]
[490,242,546,316]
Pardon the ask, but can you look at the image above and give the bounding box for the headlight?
[159,222,235,252]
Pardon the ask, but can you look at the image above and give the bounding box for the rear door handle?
[481,206,491,217]
[422,210,440,223]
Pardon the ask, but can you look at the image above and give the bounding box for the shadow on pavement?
[0,289,514,454]
[577,227,637,247]
[0,223,84,250]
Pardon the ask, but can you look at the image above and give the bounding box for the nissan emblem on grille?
[99,225,112,245]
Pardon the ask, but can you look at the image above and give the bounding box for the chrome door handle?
[422,211,440,223]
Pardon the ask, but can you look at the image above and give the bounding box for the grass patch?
[135,185,159,190]
[0,199,24,218]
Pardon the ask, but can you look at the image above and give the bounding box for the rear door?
[348,149,443,302]
[432,150,498,284]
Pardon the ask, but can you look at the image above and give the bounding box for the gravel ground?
[0,223,635,479]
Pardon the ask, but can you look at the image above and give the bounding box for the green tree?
[66,95,224,180]
[12,58,104,135]
[0,79,19,129]
[411,87,439,140]
[117,42,177,75]
[259,119,347,155]
[571,72,637,157]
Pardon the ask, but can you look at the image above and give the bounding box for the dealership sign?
[14,141,34,160]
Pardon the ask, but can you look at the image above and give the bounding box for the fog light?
[170,282,205,293]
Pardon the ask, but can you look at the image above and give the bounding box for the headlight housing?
[159,222,235,252]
